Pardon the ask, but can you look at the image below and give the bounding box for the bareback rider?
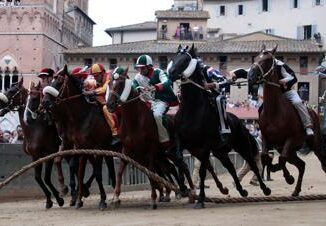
[231,59,314,136]
[38,68,55,89]
[83,63,119,145]
[133,55,177,148]
[201,64,231,145]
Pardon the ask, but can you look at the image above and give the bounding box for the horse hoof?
[175,192,182,200]
[99,201,107,211]
[70,199,76,207]
[112,199,121,209]
[221,187,229,195]
[263,187,272,196]
[60,186,69,197]
[291,190,300,197]
[180,189,190,198]
[82,186,90,198]
[75,201,83,209]
[152,204,157,210]
[45,200,53,209]
[194,201,205,209]
[286,176,295,185]
[240,189,248,197]
[163,197,171,202]
[159,196,165,202]
[57,197,64,207]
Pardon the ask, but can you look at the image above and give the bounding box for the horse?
[107,69,195,208]
[248,44,326,196]
[42,65,117,210]
[168,44,271,208]
[0,79,64,209]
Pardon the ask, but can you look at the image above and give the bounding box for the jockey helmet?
[38,68,54,78]
[112,67,126,79]
[90,63,106,75]
[71,66,89,79]
[135,55,153,68]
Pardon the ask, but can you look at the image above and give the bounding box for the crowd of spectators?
[0,125,24,144]
[226,95,260,109]
[0,0,21,6]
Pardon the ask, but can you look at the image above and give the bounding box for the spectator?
[193,25,199,41]
[11,125,23,144]
[2,130,12,143]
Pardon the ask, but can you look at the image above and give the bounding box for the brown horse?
[248,45,326,196]
[42,66,118,210]
[0,79,64,208]
[107,70,193,209]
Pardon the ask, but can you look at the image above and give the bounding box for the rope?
[203,194,326,204]
[0,149,178,192]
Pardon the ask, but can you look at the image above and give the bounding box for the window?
[315,0,321,5]
[293,0,298,8]
[297,82,310,101]
[303,25,312,40]
[238,5,243,15]
[12,67,18,84]
[299,56,308,75]
[4,67,10,91]
[158,56,168,70]
[219,56,228,70]
[262,0,269,11]
[84,58,93,67]
[265,28,274,34]
[220,5,225,16]
[109,58,117,69]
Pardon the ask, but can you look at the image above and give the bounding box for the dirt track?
[0,154,326,226]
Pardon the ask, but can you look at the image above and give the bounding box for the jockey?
[38,68,55,89]
[133,54,177,147]
[231,61,314,136]
[202,65,231,145]
[83,63,119,145]
[71,66,89,80]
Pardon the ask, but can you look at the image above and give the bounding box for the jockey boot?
[306,127,314,136]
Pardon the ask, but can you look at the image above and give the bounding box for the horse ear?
[178,44,182,52]
[64,65,68,75]
[261,44,266,52]
[271,45,278,54]
[124,67,129,76]
[189,43,197,57]
[18,77,23,87]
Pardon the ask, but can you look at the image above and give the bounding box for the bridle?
[4,87,26,111]
[251,52,281,88]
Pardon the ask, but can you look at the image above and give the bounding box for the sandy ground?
[0,154,326,226]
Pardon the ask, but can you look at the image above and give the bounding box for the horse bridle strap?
[180,77,212,93]
[253,57,281,88]
[182,52,198,78]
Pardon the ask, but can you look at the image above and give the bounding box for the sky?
[88,0,174,46]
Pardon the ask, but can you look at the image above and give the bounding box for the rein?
[252,55,281,88]
[180,77,212,93]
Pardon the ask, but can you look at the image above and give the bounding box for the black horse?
[168,44,271,208]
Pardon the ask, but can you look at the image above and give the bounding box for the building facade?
[203,0,325,46]
[0,0,94,90]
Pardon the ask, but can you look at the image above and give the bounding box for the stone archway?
[0,55,19,92]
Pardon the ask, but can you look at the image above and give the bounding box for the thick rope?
[204,194,326,204]
[0,149,178,192]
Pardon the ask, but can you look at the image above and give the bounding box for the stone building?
[0,0,94,90]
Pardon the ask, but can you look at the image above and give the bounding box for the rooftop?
[105,21,157,37]
[155,10,210,19]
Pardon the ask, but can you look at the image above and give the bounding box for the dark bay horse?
[42,66,117,210]
[168,44,271,208]
[0,79,64,209]
[107,70,194,209]
[248,45,326,196]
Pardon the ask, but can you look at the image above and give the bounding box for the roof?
[155,10,210,19]
[64,33,324,55]
[66,6,96,25]
[105,21,157,36]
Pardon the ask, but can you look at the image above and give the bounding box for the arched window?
[4,67,11,91]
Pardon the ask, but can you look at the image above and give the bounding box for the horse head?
[248,44,278,86]
[168,44,200,82]
[24,81,42,123]
[0,77,26,116]
[42,65,82,111]
[107,67,133,113]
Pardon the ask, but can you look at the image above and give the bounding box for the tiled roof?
[155,10,210,19]
[64,38,323,55]
[105,21,157,34]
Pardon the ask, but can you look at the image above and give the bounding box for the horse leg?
[279,142,295,185]
[213,151,248,197]
[68,156,78,206]
[244,155,271,196]
[112,159,127,208]
[93,156,107,210]
[76,155,87,209]
[149,179,158,209]
[44,159,65,207]
[105,156,116,189]
[34,163,53,209]
[287,154,305,196]
[55,155,68,197]
[194,152,210,209]
[206,161,228,195]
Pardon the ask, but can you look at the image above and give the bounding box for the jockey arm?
[94,73,110,96]
[153,70,172,91]
[204,67,228,92]
[277,61,297,89]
